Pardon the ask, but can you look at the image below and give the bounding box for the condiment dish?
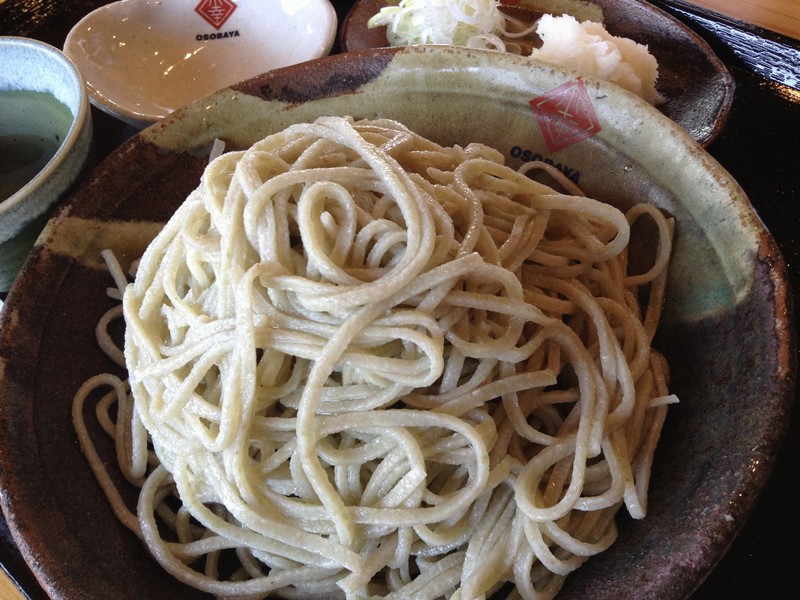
[64,0,338,128]
[341,0,735,146]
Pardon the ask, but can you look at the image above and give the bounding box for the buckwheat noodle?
[73,116,677,600]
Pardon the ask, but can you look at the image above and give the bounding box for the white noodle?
[74,116,676,600]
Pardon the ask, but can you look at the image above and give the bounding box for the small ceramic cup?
[0,37,93,293]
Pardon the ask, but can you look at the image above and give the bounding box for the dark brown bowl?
[0,45,793,599]
[340,0,736,147]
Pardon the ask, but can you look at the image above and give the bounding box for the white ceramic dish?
[0,36,92,293]
[64,0,338,128]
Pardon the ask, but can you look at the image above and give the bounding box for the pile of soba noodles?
[74,116,677,599]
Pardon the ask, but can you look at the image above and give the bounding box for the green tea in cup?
[0,89,74,202]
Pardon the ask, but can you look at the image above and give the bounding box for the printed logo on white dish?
[194,0,240,42]
[194,0,238,30]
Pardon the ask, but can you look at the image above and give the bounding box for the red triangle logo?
[195,0,237,30]
[529,79,602,153]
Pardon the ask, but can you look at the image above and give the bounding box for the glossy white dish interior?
[64,0,338,128]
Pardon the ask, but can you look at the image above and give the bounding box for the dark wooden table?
[1,0,798,598]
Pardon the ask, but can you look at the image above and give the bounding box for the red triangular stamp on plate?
[529,78,602,153]
[195,0,238,30]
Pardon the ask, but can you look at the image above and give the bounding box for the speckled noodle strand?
[73,116,678,600]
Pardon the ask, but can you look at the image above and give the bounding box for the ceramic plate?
[340,0,735,147]
[0,46,793,600]
[63,0,338,128]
